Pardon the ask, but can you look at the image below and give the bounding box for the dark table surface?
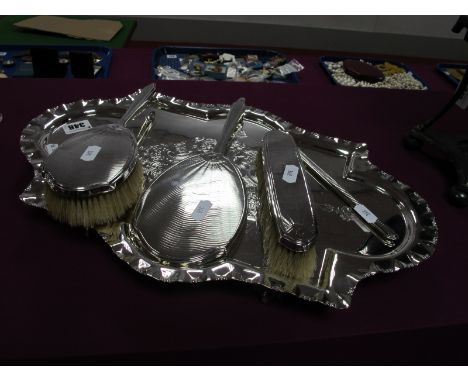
[0,47,467,364]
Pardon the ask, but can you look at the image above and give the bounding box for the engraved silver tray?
[19,87,438,309]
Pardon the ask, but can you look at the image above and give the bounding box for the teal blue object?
[204,64,227,80]
[12,62,34,77]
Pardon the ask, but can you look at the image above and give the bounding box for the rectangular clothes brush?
[258,130,319,282]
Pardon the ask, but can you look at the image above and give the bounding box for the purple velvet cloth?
[0,48,467,364]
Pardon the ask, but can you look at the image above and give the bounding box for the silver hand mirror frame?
[130,98,247,267]
[19,85,438,309]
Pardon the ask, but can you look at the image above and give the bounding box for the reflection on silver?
[160,267,176,279]
[212,263,235,277]
[244,269,261,282]
[138,259,151,269]
[19,86,438,309]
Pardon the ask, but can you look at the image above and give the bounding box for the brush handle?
[214,98,246,155]
[120,83,157,127]
[299,151,398,247]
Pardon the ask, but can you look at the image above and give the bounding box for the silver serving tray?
[19,87,438,309]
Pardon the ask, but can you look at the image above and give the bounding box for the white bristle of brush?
[45,161,144,228]
[257,153,317,282]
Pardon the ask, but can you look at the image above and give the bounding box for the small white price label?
[457,87,468,110]
[354,204,378,224]
[226,67,237,79]
[282,164,299,184]
[166,54,177,59]
[80,146,101,162]
[191,200,212,221]
[62,120,92,135]
[45,143,58,154]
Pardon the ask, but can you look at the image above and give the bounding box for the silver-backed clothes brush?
[132,97,247,267]
[259,129,398,281]
[258,130,319,281]
[42,83,156,228]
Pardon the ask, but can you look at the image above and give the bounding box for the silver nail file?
[262,130,319,252]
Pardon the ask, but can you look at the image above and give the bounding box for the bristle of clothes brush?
[42,84,156,228]
[257,153,317,282]
[257,130,319,282]
[44,161,144,227]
